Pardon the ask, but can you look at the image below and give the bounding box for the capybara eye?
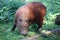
[25,20,29,22]
[19,19,22,21]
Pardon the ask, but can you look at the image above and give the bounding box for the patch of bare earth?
[20,28,60,40]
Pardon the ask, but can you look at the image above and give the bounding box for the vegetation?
[0,0,60,40]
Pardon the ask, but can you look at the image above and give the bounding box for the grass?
[0,21,60,40]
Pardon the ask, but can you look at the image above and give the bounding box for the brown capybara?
[11,2,46,35]
[55,14,60,25]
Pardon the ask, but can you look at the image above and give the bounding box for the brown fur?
[11,2,46,35]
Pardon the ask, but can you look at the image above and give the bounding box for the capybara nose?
[22,33,27,36]
[21,31,28,36]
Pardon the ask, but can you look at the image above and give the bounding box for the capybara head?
[16,8,31,35]
[17,17,29,35]
[11,2,46,35]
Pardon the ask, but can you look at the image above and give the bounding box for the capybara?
[55,14,60,25]
[11,2,46,35]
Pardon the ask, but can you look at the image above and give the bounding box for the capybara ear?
[11,19,17,31]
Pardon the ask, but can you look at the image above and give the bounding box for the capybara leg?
[36,18,43,32]
[11,24,16,31]
[11,20,17,31]
[37,23,42,32]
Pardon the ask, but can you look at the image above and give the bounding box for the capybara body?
[11,2,46,35]
[55,15,60,25]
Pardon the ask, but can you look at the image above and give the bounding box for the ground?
[0,20,60,40]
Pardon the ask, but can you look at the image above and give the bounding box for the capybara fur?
[11,2,46,35]
[55,14,60,25]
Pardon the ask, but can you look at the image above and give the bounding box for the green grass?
[0,21,60,40]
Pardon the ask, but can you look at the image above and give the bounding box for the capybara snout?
[11,2,46,35]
